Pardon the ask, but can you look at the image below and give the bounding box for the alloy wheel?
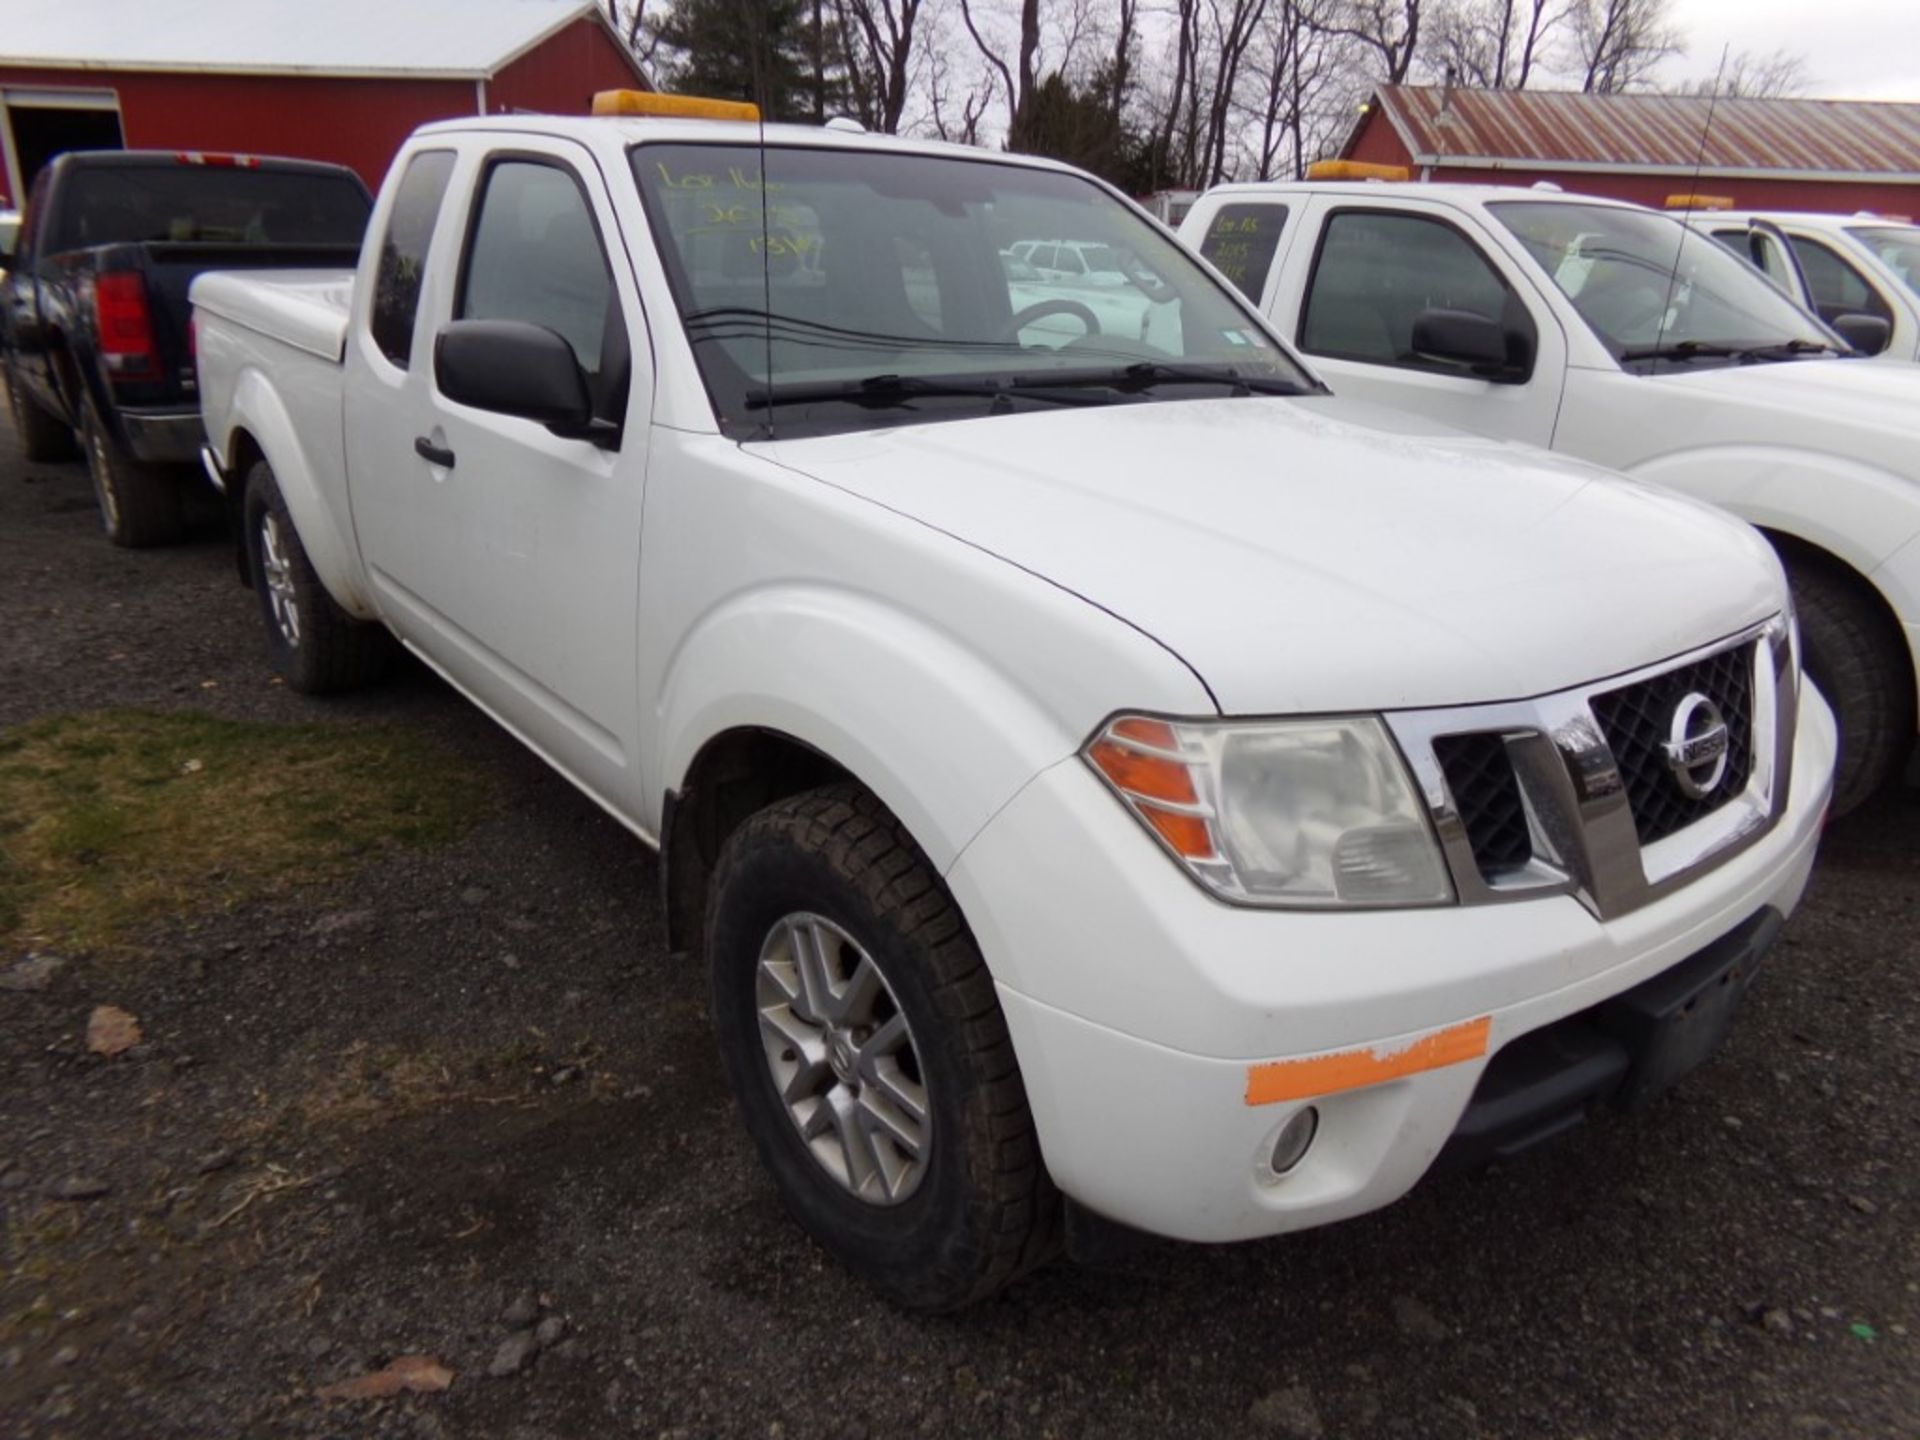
[755,911,931,1205]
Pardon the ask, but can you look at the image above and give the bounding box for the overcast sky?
[1653,0,1920,100]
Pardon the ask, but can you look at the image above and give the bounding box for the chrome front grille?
[1431,732,1533,875]
[1590,642,1756,845]
[1391,619,1796,922]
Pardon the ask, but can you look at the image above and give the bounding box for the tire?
[6,367,80,463]
[242,460,391,694]
[708,783,1060,1311]
[78,392,184,547]
[1785,555,1915,817]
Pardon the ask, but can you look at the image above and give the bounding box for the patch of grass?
[0,709,488,954]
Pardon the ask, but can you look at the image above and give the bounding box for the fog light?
[1263,1106,1319,1180]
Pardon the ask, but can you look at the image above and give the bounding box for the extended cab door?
[1262,193,1567,448]
[349,137,653,814]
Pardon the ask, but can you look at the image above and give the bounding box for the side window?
[1197,203,1288,301]
[369,150,456,369]
[457,159,627,419]
[1788,235,1893,338]
[1300,210,1533,373]
[1054,247,1085,276]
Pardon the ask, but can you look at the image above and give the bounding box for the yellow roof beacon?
[1306,160,1411,182]
[1664,193,1735,211]
[592,90,761,123]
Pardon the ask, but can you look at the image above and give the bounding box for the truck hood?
[1641,355,1920,461]
[759,397,1783,714]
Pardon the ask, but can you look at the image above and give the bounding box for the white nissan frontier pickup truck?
[1180,175,1920,815]
[192,98,1834,1311]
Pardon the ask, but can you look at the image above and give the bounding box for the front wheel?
[708,783,1059,1311]
[242,461,391,693]
[1786,555,1914,816]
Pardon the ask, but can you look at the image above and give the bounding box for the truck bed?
[192,268,356,363]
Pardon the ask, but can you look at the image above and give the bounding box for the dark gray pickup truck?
[1,150,370,545]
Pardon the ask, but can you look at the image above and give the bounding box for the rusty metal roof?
[1356,85,1920,183]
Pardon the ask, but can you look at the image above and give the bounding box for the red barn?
[0,0,651,205]
[1343,85,1920,217]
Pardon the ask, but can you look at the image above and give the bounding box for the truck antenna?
[743,0,776,441]
[1650,45,1730,359]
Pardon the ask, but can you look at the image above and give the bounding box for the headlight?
[1084,715,1454,908]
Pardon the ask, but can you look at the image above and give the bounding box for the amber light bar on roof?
[1306,160,1411,182]
[592,90,761,123]
[1665,193,1735,210]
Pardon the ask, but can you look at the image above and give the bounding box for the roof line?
[482,1,601,76]
[0,57,493,80]
[1415,156,1920,184]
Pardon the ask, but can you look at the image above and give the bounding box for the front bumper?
[946,686,1834,1244]
[119,408,204,464]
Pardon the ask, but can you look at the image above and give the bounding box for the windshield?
[631,143,1314,436]
[1847,225,1920,299]
[1489,201,1836,367]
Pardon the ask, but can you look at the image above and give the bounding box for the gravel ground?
[1,407,1916,1440]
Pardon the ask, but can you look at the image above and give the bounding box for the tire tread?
[712,782,1061,1309]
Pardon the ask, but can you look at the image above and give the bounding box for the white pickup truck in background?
[1181,178,1920,814]
[1683,208,1920,362]
[194,102,1832,1310]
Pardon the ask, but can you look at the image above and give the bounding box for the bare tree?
[1427,0,1567,88]
[1574,0,1681,93]
[1198,0,1273,184]
[834,0,931,131]
[1314,0,1424,83]
[1685,48,1810,98]
[958,0,1042,145]
[1240,0,1360,179]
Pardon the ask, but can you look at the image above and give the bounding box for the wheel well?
[662,728,852,958]
[225,430,267,585]
[1761,528,1917,710]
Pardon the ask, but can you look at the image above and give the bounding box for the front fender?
[656,583,1146,876]
[1623,444,1920,588]
[219,366,374,619]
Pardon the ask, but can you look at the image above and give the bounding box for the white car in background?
[1684,208,1920,362]
[1180,178,1920,814]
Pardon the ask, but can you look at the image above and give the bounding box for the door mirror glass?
[435,319,601,437]
[1830,312,1893,354]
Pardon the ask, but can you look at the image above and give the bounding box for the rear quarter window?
[369,150,457,370]
[1196,203,1288,301]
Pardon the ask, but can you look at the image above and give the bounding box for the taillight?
[94,271,160,382]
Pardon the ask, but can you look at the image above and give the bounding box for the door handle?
[413,436,456,469]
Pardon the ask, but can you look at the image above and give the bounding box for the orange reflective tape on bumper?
[1244,1017,1492,1106]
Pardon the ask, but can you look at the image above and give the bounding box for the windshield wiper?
[1728,338,1842,362]
[1620,338,1838,364]
[1618,340,1744,363]
[1009,361,1317,397]
[745,372,1112,412]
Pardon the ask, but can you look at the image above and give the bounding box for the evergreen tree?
[653,0,851,122]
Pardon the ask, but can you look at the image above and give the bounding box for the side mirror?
[1830,312,1892,356]
[1411,307,1530,383]
[434,319,617,444]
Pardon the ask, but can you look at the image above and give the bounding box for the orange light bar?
[593,90,761,122]
[1307,160,1410,182]
[1665,193,1734,211]
[1244,1017,1492,1105]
